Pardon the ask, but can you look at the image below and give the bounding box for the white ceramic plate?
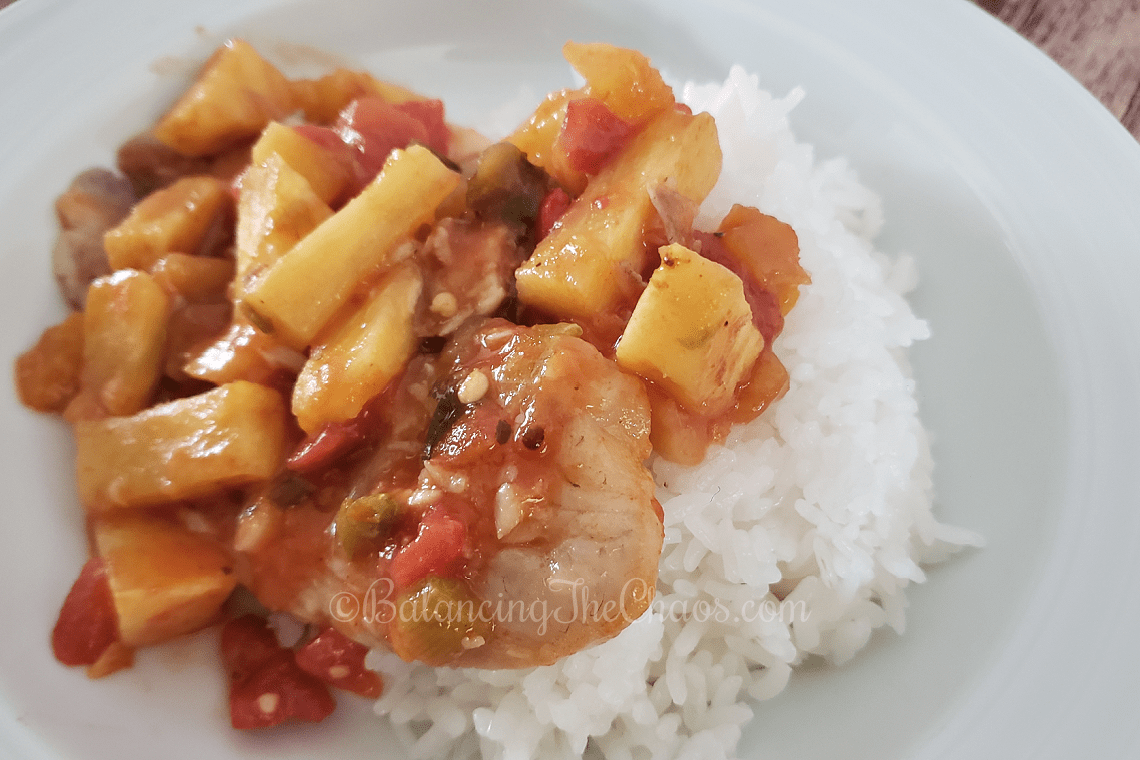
[2,0,1139,758]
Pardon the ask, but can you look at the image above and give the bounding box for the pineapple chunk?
[292,263,422,433]
[562,42,674,125]
[515,109,721,322]
[182,319,301,386]
[616,243,763,415]
[242,145,460,350]
[507,88,585,195]
[76,380,287,511]
[103,176,231,271]
[234,152,333,300]
[68,270,169,420]
[150,252,235,303]
[249,122,352,206]
[154,39,295,157]
[93,514,237,647]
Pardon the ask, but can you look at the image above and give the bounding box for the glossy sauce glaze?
[236,318,662,669]
[17,40,808,728]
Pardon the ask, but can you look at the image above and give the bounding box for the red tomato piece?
[393,99,449,155]
[716,204,809,317]
[694,231,784,344]
[291,124,369,201]
[287,400,386,473]
[295,627,383,699]
[537,186,572,241]
[430,403,503,467]
[229,649,336,729]
[220,614,282,682]
[388,509,467,590]
[222,615,337,729]
[292,123,348,153]
[287,420,365,473]
[335,96,431,180]
[557,97,636,174]
[52,557,120,667]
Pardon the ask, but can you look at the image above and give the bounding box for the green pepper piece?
[466,142,547,227]
[389,576,491,666]
[334,493,400,559]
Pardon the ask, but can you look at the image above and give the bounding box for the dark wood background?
[0,0,1136,139]
[979,0,1140,140]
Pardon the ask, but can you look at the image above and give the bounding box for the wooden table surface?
[0,0,1136,140]
[977,0,1140,141]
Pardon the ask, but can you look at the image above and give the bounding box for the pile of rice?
[364,66,982,760]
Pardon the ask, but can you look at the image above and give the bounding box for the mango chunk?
[68,270,170,420]
[234,152,333,301]
[14,312,85,413]
[85,641,135,679]
[154,39,295,157]
[292,263,422,433]
[515,109,721,322]
[93,514,237,647]
[103,176,231,271]
[616,243,762,415]
[242,145,460,350]
[76,380,288,511]
[717,204,809,316]
[250,122,353,206]
[290,68,427,124]
[562,42,674,125]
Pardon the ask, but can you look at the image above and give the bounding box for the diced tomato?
[393,99,449,155]
[732,348,790,424]
[52,557,120,667]
[229,649,336,729]
[694,231,784,344]
[287,401,387,473]
[287,389,394,471]
[430,403,503,467]
[291,124,368,202]
[335,96,431,181]
[556,97,636,174]
[716,204,809,316]
[222,615,337,730]
[388,509,467,590]
[296,101,449,198]
[746,281,783,346]
[537,186,572,240]
[295,626,383,699]
[287,420,365,473]
[292,124,349,153]
[220,614,282,682]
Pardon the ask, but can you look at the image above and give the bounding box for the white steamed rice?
[364,66,983,760]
